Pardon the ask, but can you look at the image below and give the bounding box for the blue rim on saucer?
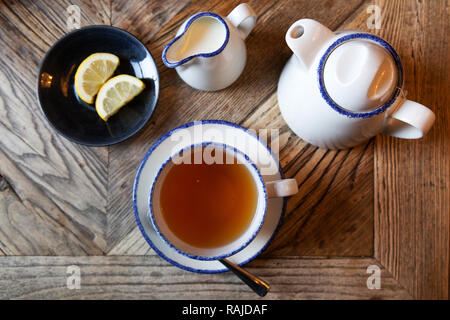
[132,120,287,273]
[36,25,159,146]
[161,12,230,68]
[317,33,404,119]
[148,141,268,261]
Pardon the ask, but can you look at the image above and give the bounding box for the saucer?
[37,25,159,146]
[132,120,286,273]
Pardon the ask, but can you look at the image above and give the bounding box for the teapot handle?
[227,3,257,40]
[382,99,435,139]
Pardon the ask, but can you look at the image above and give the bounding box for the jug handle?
[382,99,435,139]
[227,3,257,40]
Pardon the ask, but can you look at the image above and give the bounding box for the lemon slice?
[95,74,145,121]
[74,53,119,104]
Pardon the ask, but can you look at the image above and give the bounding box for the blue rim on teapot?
[317,33,404,119]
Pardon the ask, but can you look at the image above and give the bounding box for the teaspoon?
[219,258,270,297]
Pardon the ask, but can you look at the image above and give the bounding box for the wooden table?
[0,0,448,300]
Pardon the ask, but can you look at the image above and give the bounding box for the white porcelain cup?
[148,142,298,260]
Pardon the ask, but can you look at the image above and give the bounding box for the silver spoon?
[219,259,270,297]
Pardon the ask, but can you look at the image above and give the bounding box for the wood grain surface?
[0,256,411,300]
[0,0,110,255]
[371,0,450,300]
[108,0,374,257]
[0,0,448,299]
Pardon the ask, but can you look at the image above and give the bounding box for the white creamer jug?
[277,19,435,149]
[162,3,257,91]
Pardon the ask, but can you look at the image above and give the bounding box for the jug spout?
[286,19,335,70]
[162,12,230,68]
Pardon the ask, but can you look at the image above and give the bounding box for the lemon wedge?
[95,74,145,121]
[74,53,119,104]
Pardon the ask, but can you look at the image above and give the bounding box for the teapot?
[277,19,435,149]
[162,3,257,91]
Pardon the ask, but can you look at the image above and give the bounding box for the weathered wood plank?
[0,256,411,299]
[0,175,94,255]
[111,0,191,42]
[0,0,111,254]
[107,0,367,255]
[107,227,153,256]
[371,0,450,300]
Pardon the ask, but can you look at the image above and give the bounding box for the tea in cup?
[149,142,297,260]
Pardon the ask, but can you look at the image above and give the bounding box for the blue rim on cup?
[132,120,288,273]
[148,141,267,261]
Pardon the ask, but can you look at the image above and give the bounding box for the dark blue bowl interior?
[37,25,159,146]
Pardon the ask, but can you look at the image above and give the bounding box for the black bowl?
[37,25,159,146]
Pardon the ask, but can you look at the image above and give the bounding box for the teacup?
[148,142,298,260]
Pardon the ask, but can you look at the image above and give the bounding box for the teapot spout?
[286,19,335,70]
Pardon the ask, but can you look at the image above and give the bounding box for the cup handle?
[382,99,435,139]
[227,3,257,40]
[266,179,298,198]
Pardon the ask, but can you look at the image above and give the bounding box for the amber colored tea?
[159,157,258,249]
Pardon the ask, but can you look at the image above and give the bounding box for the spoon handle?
[219,259,270,297]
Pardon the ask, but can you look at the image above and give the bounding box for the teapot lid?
[322,37,400,113]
